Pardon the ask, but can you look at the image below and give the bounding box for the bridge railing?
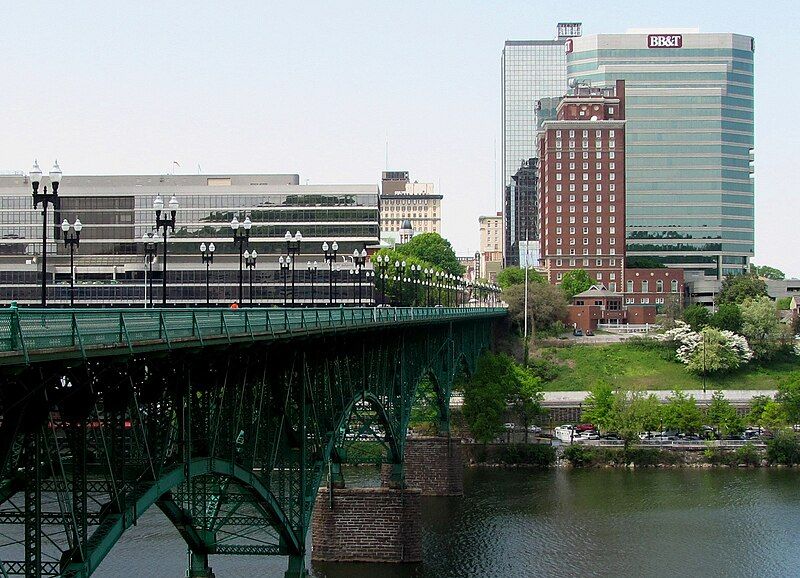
[0,306,506,361]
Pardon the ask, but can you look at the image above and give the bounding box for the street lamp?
[279,255,291,306]
[200,242,215,306]
[30,160,61,306]
[353,249,367,306]
[154,193,178,306]
[424,269,433,306]
[244,249,258,306]
[142,231,158,308]
[285,230,302,306]
[231,215,252,306]
[323,241,338,306]
[60,217,82,306]
[408,264,421,306]
[307,261,318,306]
[394,260,406,305]
[373,254,390,304]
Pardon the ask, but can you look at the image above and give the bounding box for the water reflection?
[95,468,800,578]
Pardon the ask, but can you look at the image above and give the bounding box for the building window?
[641,280,649,293]
[596,259,602,266]
[557,273,563,280]
[656,280,664,293]
[641,298,650,304]
[556,259,562,266]
[671,279,679,293]
[626,280,633,293]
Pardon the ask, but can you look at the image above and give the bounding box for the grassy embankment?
[535,342,800,391]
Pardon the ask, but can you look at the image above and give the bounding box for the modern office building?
[538,81,627,289]
[379,171,442,239]
[504,157,538,267]
[566,31,755,278]
[0,173,379,305]
[502,23,582,237]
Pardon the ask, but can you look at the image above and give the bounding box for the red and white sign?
[647,34,682,48]
[565,39,573,54]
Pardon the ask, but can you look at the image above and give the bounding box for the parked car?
[573,328,583,337]
[577,431,600,440]
[554,425,576,443]
[503,422,516,431]
[585,329,594,336]
[527,425,542,434]
[575,424,596,433]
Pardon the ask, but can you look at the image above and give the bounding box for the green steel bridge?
[0,305,505,577]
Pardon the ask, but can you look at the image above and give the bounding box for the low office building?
[567,284,656,332]
[478,213,503,281]
[623,268,685,308]
[379,171,442,238]
[0,173,379,305]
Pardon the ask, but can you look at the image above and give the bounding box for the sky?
[1,1,798,277]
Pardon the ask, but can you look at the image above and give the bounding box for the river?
[95,467,800,577]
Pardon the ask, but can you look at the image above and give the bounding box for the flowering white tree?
[658,321,753,374]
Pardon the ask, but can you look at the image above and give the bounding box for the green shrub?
[704,446,735,466]
[735,442,761,466]
[622,447,667,467]
[497,444,556,467]
[527,357,561,382]
[767,432,800,465]
[563,444,597,466]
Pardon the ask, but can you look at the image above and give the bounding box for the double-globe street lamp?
[393,260,406,306]
[285,231,302,305]
[200,242,215,306]
[142,232,158,308]
[60,217,82,306]
[322,241,338,306]
[153,194,178,306]
[244,249,258,305]
[279,256,291,306]
[373,254,390,304]
[352,249,367,306]
[30,160,62,306]
[231,215,252,306]
[307,261,318,306]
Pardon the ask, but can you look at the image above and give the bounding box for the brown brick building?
[538,80,626,290]
[624,268,685,308]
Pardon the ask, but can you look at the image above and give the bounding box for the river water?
[95,467,800,577]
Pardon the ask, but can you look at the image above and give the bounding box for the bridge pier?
[311,487,422,563]
[382,436,464,496]
[185,551,215,578]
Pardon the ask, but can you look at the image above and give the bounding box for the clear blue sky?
[1,1,797,276]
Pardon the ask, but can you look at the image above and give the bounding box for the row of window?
[554,172,617,181]
[556,227,616,235]
[556,162,616,170]
[551,248,616,256]
[555,237,617,246]
[556,129,617,138]
[549,215,618,225]
[553,205,617,213]
[555,140,617,150]
[555,195,616,203]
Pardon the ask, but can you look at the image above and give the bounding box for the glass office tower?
[567,32,755,277]
[501,23,581,265]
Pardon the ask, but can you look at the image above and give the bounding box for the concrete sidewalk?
[541,390,775,408]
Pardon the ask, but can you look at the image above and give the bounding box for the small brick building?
[567,284,656,332]
[624,268,684,308]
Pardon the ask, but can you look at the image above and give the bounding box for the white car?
[527,425,542,434]
[554,425,576,442]
[503,422,516,431]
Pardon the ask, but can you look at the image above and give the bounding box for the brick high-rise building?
[538,80,626,291]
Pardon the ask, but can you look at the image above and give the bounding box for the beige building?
[478,212,503,281]
[380,171,442,238]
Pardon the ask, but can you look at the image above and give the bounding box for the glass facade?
[0,174,379,305]
[567,33,755,278]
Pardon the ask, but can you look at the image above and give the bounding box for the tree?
[776,375,800,426]
[751,264,785,281]
[740,296,787,361]
[709,303,742,332]
[776,297,792,311]
[560,269,594,298]
[683,304,710,330]
[682,327,751,375]
[504,281,569,334]
[496,267,545,289]
[662,295,683,327]
[662,390,703,434]
[759,400,787,431]
[508,364,545,442]
[581,381,616,434]
[717,273,768,305]
[705,390,743,437]
[610,388,662,444]
[395,233,464,276]
[462,353,514,443]
[747,395,772,427]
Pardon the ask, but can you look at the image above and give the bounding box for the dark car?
[585,329,594,336]
[573,328,583,337]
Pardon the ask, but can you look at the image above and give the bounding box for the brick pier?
[382,435,464,496]
[311,487,422,563]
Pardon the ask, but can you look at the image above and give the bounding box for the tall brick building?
[537,80,626,291]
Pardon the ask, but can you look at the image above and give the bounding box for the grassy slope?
[537,343,800,391]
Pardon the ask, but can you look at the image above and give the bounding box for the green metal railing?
[0,306,506,365]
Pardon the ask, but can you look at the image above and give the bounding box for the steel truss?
[0,316,495,577]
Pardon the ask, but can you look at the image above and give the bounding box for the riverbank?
[461,440,800,469]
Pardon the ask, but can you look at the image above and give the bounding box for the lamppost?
[394,260,405,305]
[153,194,178,306]
[307,261,318,306]
[142,231,158,308]
[373,254,390,304]
[424,269,433,306]
[30,160,61,306]
[60,217,82,306]
[244,249,258,306]
[279,256,291,306]
[231,215,252,306]
[364,270,374,305]
[322,241,338,306]
[200,242,215,306]
[408,264,420,306]
[353,249,367,306]
[285,230,302,306]
[437,271,444,305]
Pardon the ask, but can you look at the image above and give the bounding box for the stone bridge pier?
[310,436,463,565]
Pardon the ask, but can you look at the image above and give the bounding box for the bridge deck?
[0,306,506,366]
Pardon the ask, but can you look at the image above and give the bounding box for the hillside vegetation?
[535,342,800,391]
